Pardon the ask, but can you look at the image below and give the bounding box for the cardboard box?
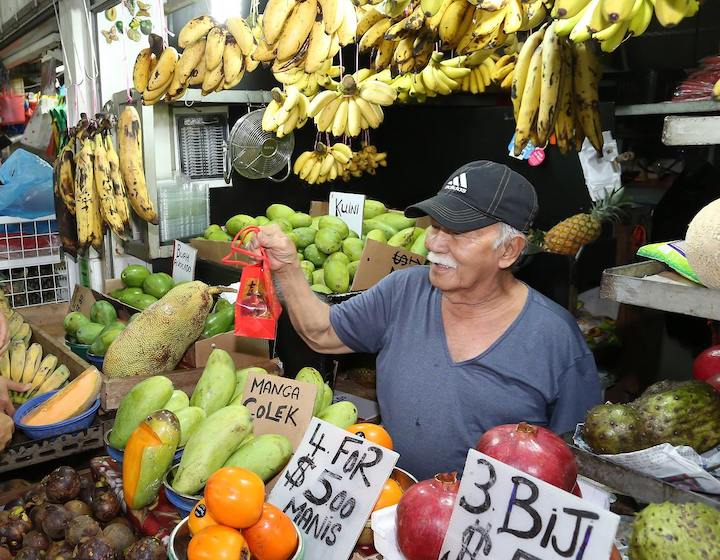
[190,238,234,267]
[182,331,271,369]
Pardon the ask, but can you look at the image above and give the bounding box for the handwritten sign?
[241,373,317,449]
[269,418,399,560]
[351,239,426,291]
[68,285,95,316]
[329,191,365,237]
[440,450,619,560]
[172,240,197,283]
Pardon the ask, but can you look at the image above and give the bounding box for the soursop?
[629,502,720,560]
[583,404,642,454]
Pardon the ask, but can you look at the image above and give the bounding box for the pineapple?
[543,192,625,256]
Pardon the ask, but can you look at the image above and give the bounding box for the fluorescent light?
[209,0,241,23]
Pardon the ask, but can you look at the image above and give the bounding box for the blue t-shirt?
[329,266,601,481]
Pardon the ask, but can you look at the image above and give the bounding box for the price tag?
[241,373,317,449]
[329,191,365,237]
[440,450,619,560]
[351,239,426,291]
[268,418,399,560]
[172,240,197,283]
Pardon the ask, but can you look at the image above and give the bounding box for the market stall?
[0,0,719,559]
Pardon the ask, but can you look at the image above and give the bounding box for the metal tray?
[600,261,720,320]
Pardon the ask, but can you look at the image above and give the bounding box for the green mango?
[76,322,105,345]
[163,389,190,413]
[365,229,387,244]
[388,227,417,248]
[374,211,415,231]
[190,348,236,416]
[64,311,90,337]
[289,212,313,228]
[363,199,386,219]
[255,216,270,226]
[124,410,180,510]
[231,366,269,403]
[410,229,428,256]
[326,252,350,266]
[318,401,358,428]
[266,203,295,221]
[225,214,256,237]
[362,219,398,239]
[269,218,293,234]
[347,229,359,239]
[342,238,364,261]
[315,228,343,254]
[300,260,315,284]
[124,287,144,296]
[135,294,159,310]
[312,269,326,286]
[89,323,124,356]
[202,304,234,338]
[207,230,232,241]
[142,272,174,299]
[224,434,293,482]
[348,261,360,281]
[292,227,317,249]
[213,297,232,313]
[109,376,174,449]
[121,264,150,288]
[203,224,222,239]
[324,260,350,294]
[173,405,253,495]
[304,244,328,267]
[318,216,349,239]
[311,284,333,294]
[175,406,206,447]
[296,367,325,415]
[320,383,333,412]
[311,216,321,230]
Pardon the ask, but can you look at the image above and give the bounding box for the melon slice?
[22,367,102,426]
[686,198,720,289]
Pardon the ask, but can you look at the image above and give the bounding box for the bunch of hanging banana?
[118,106,159,225]
[552,0,698,52]
[293,142,354,184]
[340,143,387,181]
[254,0,356,73]
[93,132,130,240]
[273,60,343,97]
[74,133,104,254]
[511,22,604,156]
[418,52,472,95]
[262,87,311,137]
[491,53,516,89]
[54,140,76,216]
[308,74,396,137]
[459,56,497,93]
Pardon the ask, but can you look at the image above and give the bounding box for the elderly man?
[255,161,601,480]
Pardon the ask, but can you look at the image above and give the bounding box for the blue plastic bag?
[0,149,55,219]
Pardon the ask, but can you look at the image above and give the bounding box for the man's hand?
[0,378,30,416]
[0,412,14,452]
[251,225,300,273]
[0,312,10,356]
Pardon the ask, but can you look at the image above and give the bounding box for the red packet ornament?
[222,226,282,340]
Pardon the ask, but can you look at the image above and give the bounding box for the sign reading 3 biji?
[440,449,620,560]
[268,418,399,560]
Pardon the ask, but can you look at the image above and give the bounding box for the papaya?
[296,367,325,415]
[108,376,174,449]
[88,323,124,357]
[231,367,269,403]
[318,216,349,239]
[172,405,253,495]
[223,434,293,482]
[142,272,174,299]
[135,294,159,310]
[90,301,118,326]
[317,401,358,428]
[123,410,180,510]
[190,349,236,416]
[324,260,350,294]
[163,390,190,413]
[175,406,206,447]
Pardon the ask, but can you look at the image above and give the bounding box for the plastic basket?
[163,464,202,517]
[13,390,101,440]
[65,337,90,360]
[85,352,104,371]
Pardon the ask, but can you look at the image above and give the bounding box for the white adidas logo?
[444,172,467,193]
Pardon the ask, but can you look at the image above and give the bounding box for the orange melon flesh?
[22,367,102,426]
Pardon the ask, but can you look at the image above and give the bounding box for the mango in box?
[230,366,270,404]
[363,219,397,239]
[318,401,358,429]
[295,367,325,415]
[342,238,364,261]
[204,224,223,238]
[266,203,295,221]
[90,300,117,326]
[76,322,104,345]
[176,406,206,447]
[319,215,350,239]
[324,260,350,294]
[123,409,180,510]
[225,214,256,237]
[363,200,386,219]
[304,244,327,267]
[366,229,387,244]
[121,264,150,288]
[63,311,90,338]
[299,261,314,284]
[255,216,270,226]
[311,269,325,286]
[142,272,174,299]
[315,228,343,254]
[89,322,125,357]
[375,211,415,231]
[163,389,190,413]
[312,284,332,294]
[326,252,350,266]
[224,434,293,482]
[207,229,232,241]
[289,212,313,228]
[190,348,236,416]
[348,261,360,282]
[292,227,316,249]
[269,218,292,234]
[108,376,174,449]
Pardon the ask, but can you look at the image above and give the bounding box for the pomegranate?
[476,422,578,492]
[396,472,459,560]
[705,372,720,392]
[693,345,720,381]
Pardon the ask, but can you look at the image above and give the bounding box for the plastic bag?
[637,240,701,284]
[222,226,282,340]
[0,149,55,219]
[0,91,26,125]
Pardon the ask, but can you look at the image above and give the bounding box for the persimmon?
[373,477,404,511]
[346,423,394,450]
[243,503,298,560]
[187,525,250,560]
[205,467,265,529]
[188,498,219,535]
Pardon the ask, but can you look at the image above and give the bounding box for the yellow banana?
[601,0,634,21]
[146,47,178,91]
[20,343,42,384]
[75,137,103,253]
[201,62,224,95]
[93,133,126,238]
[628,0,653,35]
[336,0,357,46]
[319,0,344,34]
[305,20,333,73]
[103,134,130,235]
[188,57,206,86]
[0,351,10,380]
[27,354,57,395]
[276,0,317,62]
[513,43,543,156]
[223,35,246,89]
[263,0,299,44]
[511,26,545,119]
[356,7,385,38]
[55,143,75,215]
[552,0,592,18]
[178,15,215,48]
[316,95,343,131]
[132,48,154,93]
[9,340,26,383]
[205,27,227,71]
[226,17,257,57]
[569,0,603,42]
[537,22,562,145]
[712,78,720,102]
[438,0,470,45]
[118,106,158,225]
[176,38,206,85]
[360,18,392,51]
[653,0,689,27]
[573,41,604,152]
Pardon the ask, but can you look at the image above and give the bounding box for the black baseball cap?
[405,161,538,234]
